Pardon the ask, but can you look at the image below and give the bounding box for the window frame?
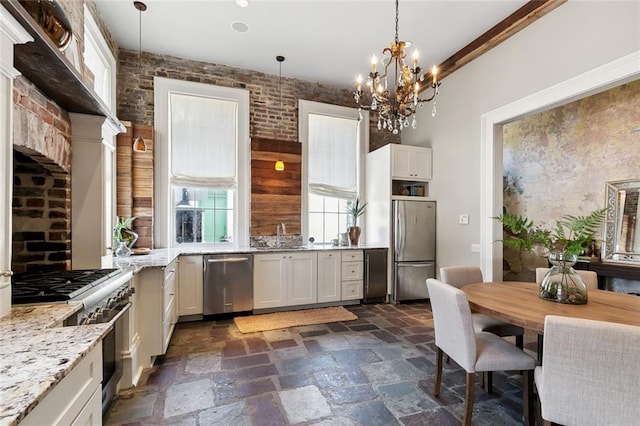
[299,100,369,243]
[83,6,116,111]
[154,77,250,248]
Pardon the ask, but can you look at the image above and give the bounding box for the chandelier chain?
[394,0,399,44]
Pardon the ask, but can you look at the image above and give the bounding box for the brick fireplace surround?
[12,77,73,273]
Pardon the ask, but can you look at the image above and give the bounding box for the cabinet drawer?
[164,270,177,311]
[342,280,363,300]
[22,343,102,426]
[164,259,177,281]
[342,261,363,280]
[342,250,363,262]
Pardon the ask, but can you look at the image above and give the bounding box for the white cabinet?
[341,250,364,300]
[178,255,203,317]
[253,253,287,309]
[391,144,432,181]
[138,258,178,366]
[22,342,102,426]
[317,251,341,303]
[254,252,318,309]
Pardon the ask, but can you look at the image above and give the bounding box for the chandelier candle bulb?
[371,55,378,72]
[356,74,362,92]
[432,65,438,85]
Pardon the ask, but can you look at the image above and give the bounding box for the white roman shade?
[307,113,359,199]
[169,93,237,188]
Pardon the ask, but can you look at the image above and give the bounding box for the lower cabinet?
[178,255,203,317]
[317,251,341,303]
[254,250,364,310]
[138,258,178,366]
[341,250,364,300]
[22,342,102,426]
[254,252,317,309]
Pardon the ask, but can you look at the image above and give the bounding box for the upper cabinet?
[391,144,432,181]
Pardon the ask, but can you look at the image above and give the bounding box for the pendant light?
[132,1,148,153]
[275,55,285,171]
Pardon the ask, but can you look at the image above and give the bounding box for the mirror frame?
[603,179,640,263]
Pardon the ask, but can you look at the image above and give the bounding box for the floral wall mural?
[502,79,640,280]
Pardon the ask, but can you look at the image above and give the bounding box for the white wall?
[401,1,640,275]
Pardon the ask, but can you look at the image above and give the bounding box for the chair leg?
[484,371,493,394]
[463,372,475,426]
[434,347,443,396]
[522,369,534,426]
[516,334,524,350]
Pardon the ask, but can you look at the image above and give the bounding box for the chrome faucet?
[276,222,286,247]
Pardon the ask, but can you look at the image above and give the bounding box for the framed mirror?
[603,179,640,262]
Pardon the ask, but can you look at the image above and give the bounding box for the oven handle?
[108,302,132,325]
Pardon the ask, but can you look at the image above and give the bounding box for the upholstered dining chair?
[426,278,536,426]
[535,267,598,290]
[440,266,525,349]
[535,315,640,426]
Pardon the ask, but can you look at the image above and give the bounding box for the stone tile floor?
[104,302,537,425]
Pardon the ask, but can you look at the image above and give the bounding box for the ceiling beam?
[423,0,567,88]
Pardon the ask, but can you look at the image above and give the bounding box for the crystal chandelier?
[354,0,440,134]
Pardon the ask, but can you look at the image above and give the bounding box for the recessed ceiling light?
[231,21,249,33]
[236,0,249,7]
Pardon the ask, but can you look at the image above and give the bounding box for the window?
[154,78,250,248]
[299,100,369,244]
[83,6,116,110]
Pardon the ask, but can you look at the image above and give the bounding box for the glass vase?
[115,241,132,257]
[539,252,588,304]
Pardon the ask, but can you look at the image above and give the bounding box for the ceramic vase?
[347,225,361,246]
[539,252,588,304]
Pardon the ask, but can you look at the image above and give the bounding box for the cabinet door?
[391,145,432,181]
[391,145,413,179]
[288,252,318,306]
[254,253,287,309]
[178,255,203,316]
[410,147,432,180]
[317,252,341,303]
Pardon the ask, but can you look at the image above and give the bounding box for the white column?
[70,113,110,269]
[0,6,33,318]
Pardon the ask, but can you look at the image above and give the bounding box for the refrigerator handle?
[395,202,404,256]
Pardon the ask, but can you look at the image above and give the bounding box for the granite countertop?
[0,303,111,426]
[1,244,387,424]
[113,245,387,273]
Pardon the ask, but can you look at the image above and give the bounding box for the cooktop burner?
[11,269,123,304]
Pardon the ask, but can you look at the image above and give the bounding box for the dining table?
[462,282,640,359]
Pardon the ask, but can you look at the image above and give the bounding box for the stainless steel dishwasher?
[203,254,253,315]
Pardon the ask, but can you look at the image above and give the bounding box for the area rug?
[234,306,358,333]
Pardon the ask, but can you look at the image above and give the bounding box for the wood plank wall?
[251,137,302,236]
[116,122,154,249]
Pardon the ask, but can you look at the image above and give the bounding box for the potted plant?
[345,197,367,246]
[495,208,607,304]
[113,216,138,257]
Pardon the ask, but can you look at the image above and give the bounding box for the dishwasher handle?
[207,257,250,263]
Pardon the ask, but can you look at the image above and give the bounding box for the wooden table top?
[462,282,640,333]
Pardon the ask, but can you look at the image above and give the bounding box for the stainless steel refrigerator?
[392,200,436,302]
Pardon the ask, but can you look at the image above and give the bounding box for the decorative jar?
[539,252,588,304]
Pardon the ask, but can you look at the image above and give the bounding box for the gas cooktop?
[11,269,124,304]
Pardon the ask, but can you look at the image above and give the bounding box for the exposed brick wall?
[13,77,72,172]
[12,152,71,273]
[116,49,398,151]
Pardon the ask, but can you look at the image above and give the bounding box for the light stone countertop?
[0,303,111,426]
[1,244,387,425]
